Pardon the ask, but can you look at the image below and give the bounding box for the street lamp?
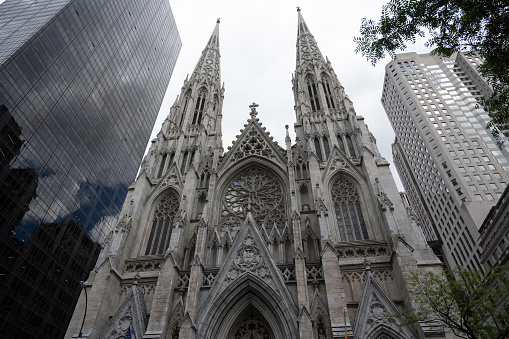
[78,280,88,338]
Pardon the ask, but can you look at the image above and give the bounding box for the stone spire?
[162,21,224,138]
[296,9,325,68]
[189,20,221,85]
[292,9,353,126]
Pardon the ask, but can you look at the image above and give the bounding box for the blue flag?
[124,326,132,339]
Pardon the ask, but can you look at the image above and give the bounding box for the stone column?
[143,256,178,338]
[321,243,352,339]
[179,218,208,339]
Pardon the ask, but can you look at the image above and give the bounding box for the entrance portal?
[228,308,274,339]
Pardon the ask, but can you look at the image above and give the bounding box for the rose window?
[219,167,286,229]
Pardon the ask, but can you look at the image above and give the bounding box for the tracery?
[219,167,286,230]
[331,176,369,241]
[233,313,271,339]
[145,192,179,255]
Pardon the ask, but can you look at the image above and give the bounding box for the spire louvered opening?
[306,76,321,112]
[321,75,335,109]
[192,89,207,125]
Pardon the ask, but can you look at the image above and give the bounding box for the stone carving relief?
[177,273,190,288]
[107,307,133,339]
[299,32,320,61]
[329,150,348,172]
[233,313,271,339]
[280,266,296,282]
[294,247,306,260]
[227,235,271,283]
[306,265,323,284]
[341,270,394,283]
[202,272,217,287]
[124,260,162,273]
[139,284,155,298]
[342,270,396,304]
[115,215,132,233]
[163,168,180,187]
[366,294,397,328]
[337,246,389,258]
[232,129,274,161]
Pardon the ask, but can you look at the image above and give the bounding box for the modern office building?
[66,12,445,339]
[0,0,181,337]
[382,51,509,272]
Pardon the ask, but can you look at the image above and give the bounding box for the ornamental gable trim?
[196,212,297,321]
[96,282,148,339]
[220,115,287,170]
[353,271,418,339]
[322,146,364,184]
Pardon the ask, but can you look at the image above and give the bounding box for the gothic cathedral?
[67,11,446,339]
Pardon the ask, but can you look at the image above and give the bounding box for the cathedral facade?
[66,12,446,339]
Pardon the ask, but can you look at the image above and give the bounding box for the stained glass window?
[331,176,368,241]
[219,167,286,229]
[233,313,271,339]
[145,193,179,255]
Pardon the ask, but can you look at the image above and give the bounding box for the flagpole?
[344,307,348,339]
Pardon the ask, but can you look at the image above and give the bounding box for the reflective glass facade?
[0,0,181,337]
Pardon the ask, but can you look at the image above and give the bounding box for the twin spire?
[188,9,323,91]
[164,9,337,137]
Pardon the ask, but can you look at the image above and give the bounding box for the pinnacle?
[295,10,325,66]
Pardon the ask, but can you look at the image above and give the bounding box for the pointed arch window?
[181,151,188,174]
[346,135,356,158]
[331,176,368,241]
[192,89,207,125]
[337,135,346,154]
[168,152,175,169]
[157,153,167,178]
[314,137,323,162]
[295,155,308,179]
[179,96,189,127]
[314,136,330,162]
[145,193,179,255]
[323,137,330,159]
[307,77,321,112]
[321,77,335,109]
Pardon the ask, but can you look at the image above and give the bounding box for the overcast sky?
[149,0,432,190]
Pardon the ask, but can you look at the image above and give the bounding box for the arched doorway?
[227,307,274,339]
[196,273,298,338]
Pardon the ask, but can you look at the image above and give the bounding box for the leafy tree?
[403,264,509,339]
[354,0,509,137]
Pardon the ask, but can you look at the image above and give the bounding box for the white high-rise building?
[382,51,509,271]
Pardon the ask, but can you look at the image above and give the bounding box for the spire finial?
[216,18,220,24]
[133,272,140,285]
[249,102,259,118]
[296,6,301,12]
[363,258,372,277]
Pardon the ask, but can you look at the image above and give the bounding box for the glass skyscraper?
[0,0,181,337]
